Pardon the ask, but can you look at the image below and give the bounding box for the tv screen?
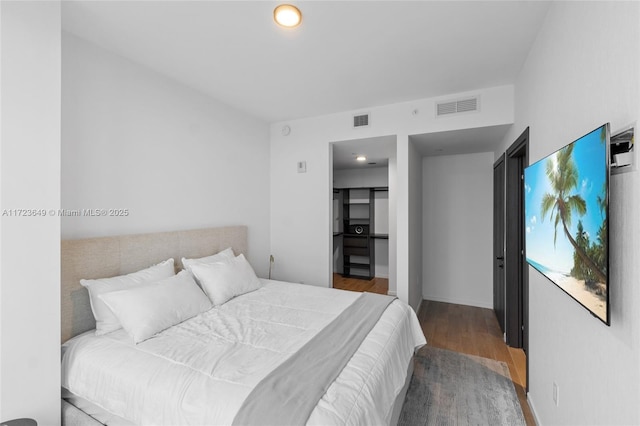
[524,123,610,324]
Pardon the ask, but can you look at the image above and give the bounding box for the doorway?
[505,128,528,352]
[494,128,529,390]
[493,154,506,333]
[330,136,396,292]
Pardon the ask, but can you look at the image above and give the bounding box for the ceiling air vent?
[353,113,370,128]
[436,96,479,116]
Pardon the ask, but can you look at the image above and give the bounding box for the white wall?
[62,34,271,276]
[496,2,640,424]
[388,157,398,295]
[333,166,389,188]
[396,134,410,305]
[270,85,514,306]
[408,141,423,309]
[422,152,494,309]
[0,2,61,423]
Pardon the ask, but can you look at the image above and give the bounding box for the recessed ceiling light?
[274,4,302,28]
[356,156,367,162]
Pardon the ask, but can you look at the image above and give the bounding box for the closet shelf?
[335,186,389,281]
[345,262,370,269]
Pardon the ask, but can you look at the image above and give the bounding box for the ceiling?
[62,1,551,125]
[333,136,396,170]
[332,124,511,170]
[62,1,550,168]
[411,124,513,157]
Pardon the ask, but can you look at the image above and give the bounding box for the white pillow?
[80,258,175,336]
[189,254,261,306]
[182,247,234,270]
[98,270,212,343]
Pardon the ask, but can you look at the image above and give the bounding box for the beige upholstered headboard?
[61,226,247,343]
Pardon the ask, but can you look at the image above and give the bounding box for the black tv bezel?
[524,123,610,326]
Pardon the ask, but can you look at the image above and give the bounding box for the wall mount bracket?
[611,124,635,174]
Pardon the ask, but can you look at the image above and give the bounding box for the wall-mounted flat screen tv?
[524,123,610,325]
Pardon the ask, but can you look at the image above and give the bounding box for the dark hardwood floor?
[333,273,389,294]
[333,273,535,426]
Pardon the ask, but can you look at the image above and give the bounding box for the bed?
[60,226,426,425]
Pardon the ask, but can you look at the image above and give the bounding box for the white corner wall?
[270,85,514,306]
[497,2,640,424]
[0,2,61,423]
[422,152,494,309]
[62,34,271,276]
[388,157,398,295]
[407,141,424,309]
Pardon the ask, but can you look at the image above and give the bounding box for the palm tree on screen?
[594,182,608,274]
[540,144,606,283]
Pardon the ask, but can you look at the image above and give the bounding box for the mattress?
[62,279,426,425]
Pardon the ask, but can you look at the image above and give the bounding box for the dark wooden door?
[493,155,506,333]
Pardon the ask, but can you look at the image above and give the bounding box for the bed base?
[62,357,414,426]
[61,400,102,426]
[388,357,414,426]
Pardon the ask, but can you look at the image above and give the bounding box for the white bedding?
[62,279,426,425]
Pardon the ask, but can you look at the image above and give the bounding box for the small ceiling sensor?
[412,109,419,116]
[281,125,291,136]
[274,4,302,28]
[356,155,367,162]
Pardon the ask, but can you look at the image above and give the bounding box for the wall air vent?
[436,96,479,117]
[353,113,370,128]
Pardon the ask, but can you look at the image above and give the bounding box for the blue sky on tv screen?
[524,126,607,274]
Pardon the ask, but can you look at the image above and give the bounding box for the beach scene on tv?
[524,125,608,322]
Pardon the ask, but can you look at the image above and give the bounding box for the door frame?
[493,154,506,334]
[505,128,528,354]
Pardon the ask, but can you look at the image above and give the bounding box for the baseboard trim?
[422,294,493,310]
[527,392,541,426]
[387,290,397,296]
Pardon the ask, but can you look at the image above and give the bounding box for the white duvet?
[62,279,426,426]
